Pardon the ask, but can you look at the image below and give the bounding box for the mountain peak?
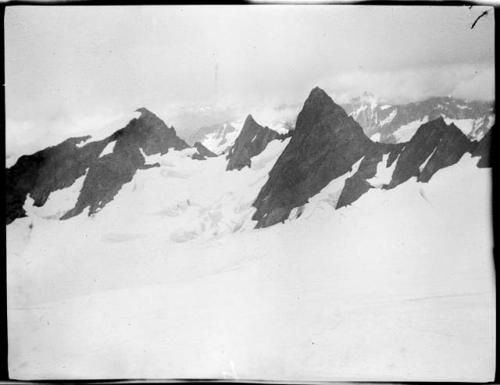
[226,115,280,171]
[293,87,349,137]
[133,108,169,128]
[252,88,373,228]
[434,115,446,125]
[245,114,256,124]
[307,87,332,102]
[136,107,155,116]
[302,87,343,113]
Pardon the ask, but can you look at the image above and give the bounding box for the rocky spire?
[226,114,282,171]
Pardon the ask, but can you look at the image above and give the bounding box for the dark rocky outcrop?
[252,87,386,228]
[6,136,111,224]
[191,142,217,160]
[471,128,492,168]
[336,144,401,209]
[62,108,189,219]
[252,87,488,229]
[386,117,475,187]
[6,108,189,223]
[226,115,283,171]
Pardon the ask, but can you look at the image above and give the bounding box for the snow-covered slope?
[7,152,494,381]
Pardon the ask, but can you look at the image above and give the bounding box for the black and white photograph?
[4,4,496,382]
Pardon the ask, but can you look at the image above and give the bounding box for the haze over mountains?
[184,93,494,157]
[343,91,494,143]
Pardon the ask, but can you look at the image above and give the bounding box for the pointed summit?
[226,115,282,171]
[252,88,376,228]
[434,115,447,125]
[110,108,188,155]
[309,86,329,98]
[133,108,168,129]
[136,107,155,116]
[129,107,174,133]
[304,87,338,109]
[244,114,256,124]
[252,90,481,228]
[59,109,189,220]
[294,87,346,136]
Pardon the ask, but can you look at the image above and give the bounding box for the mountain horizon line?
[6,86,492,227]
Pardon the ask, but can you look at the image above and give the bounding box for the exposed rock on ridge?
[62,108,189,219]
[6,136,111,224]
[6,108,190,223]
[191,142,217,160]
[386,117,475,187]
[471,127,493,168]
[226,115,284,171]
[251,87,398,228]
[252,87,491,229]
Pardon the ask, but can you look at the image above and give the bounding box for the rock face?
[62,108,189,219]
[252,87,490,228]
[471,127,493,168]
[386,117,474,187]
[191,142,217,160]
[6,136,111,224]
[226,115,282,171]
[335,144,401,209]
[252,87,383,228]
[6,108,189,223]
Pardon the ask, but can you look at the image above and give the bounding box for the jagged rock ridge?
[251,87,399,228]
[226,115,286,171]
[6,108,190,223]
[252,87,491,228]
[6,94,492,228]
[6,136,111,224]
[386,117,474,186]
[62,108,189,219]
[471,128,493,168]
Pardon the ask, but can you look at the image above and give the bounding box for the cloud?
[6,110,141,167]
[4,6,495,164]
[319,63,495,105]
[452,66,495,101]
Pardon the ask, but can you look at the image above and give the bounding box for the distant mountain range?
[342,91,494,143]
[187,121,240,155]
[186,93,494,156]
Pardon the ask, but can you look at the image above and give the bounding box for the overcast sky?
[5,5,495,162]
